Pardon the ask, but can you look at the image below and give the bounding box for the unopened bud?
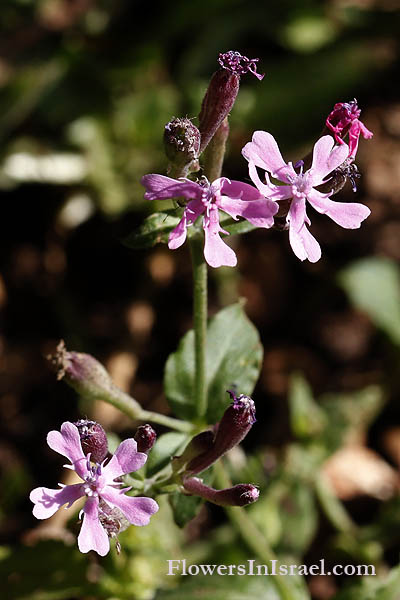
[187,391,256,475]
[198,51,264,153]
[164,117,200,172]
[183,477,259,507]
[74,419,108,463]
[49,341,142,416]
[134,424,156,454]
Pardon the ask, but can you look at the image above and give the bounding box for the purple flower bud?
[74,419,108,463]
[186,391,256,475]
[164,117,201,171]
[134,424,156,454]
[183,477,259,507]
[198,51,264,153]
[50,340,117,401]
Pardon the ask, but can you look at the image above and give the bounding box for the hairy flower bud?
[198,51,264,153]
[186,391,256,475]
[74,419,108,463]
[183,477,259,507]
[164,117,200,170]
[49,341,142,416]
[134,424,156,454]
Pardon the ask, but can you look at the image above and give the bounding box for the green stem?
[215,462,308,600]
[190,236,208,422]
[79,384,193,433]
[202,117,229,182]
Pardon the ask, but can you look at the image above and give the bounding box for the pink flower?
[30,422,159,556]
[242,132,371,263]
[141,174,278,268]
[326,99,373,159]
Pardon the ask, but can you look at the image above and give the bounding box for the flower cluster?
[30,422,158,556]
[142,48,372,267]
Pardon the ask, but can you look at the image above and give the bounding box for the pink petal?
[242,131,296,183]
[141,174,202,201]
[309,136,349,185]
[247,161,291,201]
[217,196,278,229]
[287,199,321,263]
[307,189,370,229]
[168,214,188,249]
[168,199,204,250]
[47,422,87,480]
[101,487,159,526]
[203,206,237,268]
[213,177,263,201]
[78,496,109,556]
[103,438,147,483]
[30,484,84,519]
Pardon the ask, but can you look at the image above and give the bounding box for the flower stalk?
[190,235,208,422]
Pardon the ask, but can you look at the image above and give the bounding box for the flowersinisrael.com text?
[167,559,376,577]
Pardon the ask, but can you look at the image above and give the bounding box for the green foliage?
[123,210,182,249]
[338,257,400,345]
[164,303,263,423]
[146,432,189,477]
[333,565,400,600]
[155,574,281,600]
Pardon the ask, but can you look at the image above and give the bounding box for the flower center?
[82,457,105,497]
[287,164,313,199]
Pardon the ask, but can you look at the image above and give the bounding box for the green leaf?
[332,564,399,600]
[288,372,327,439]
[155,574,281,600]
[123,209,182,249]
[338,257,400,345]
[164,303,263,423]
[0,541,96,600]
[146,432,189,477]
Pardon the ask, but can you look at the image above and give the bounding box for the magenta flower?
[141,174,278,268]
[30,422,159,556]
[242,132,371,263]
[326,99,373,159]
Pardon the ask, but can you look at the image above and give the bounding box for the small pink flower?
[326,99,373,159]
[30,422,159,556]
[242,131,371,263]
[141,174,278,268]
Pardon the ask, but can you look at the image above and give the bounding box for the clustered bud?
[134,424,157,454]
[74,419,108,463]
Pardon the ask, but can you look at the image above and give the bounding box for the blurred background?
[2,0,400,598]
